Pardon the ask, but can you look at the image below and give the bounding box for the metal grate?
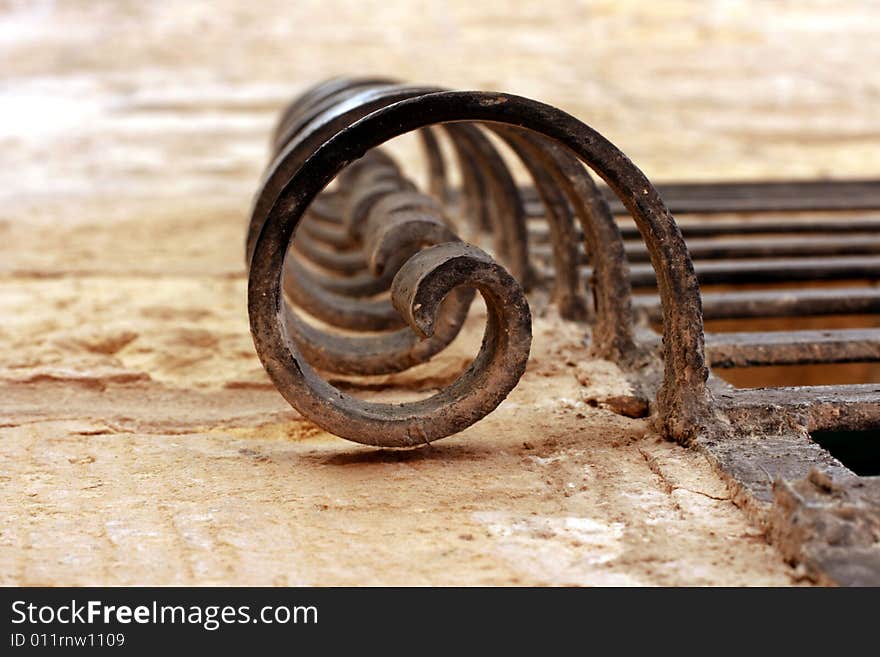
[246,77,880,585]
[635,180,880,587]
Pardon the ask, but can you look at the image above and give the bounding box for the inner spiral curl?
[249,82,533,446]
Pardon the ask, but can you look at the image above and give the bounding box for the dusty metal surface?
[246,77,880,584]
[769,469,880,586]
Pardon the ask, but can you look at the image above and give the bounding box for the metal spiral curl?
[247,77,715,447]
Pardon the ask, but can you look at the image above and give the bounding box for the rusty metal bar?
[532,234,880,264]
[530,217,880,241]
[627,255,880,287]
[523,179,880,214]
[635,287,880,321]
[704,329,880,367]
[719,384,880,433]
[651,217,880,238]
[640,180,880,214]
[627,235,880,261]
[538,255,880,288]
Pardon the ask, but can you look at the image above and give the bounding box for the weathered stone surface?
[6,0,878,585]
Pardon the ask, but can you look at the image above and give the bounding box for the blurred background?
[3,0,879,214]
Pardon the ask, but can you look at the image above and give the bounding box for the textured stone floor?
[2,0,878,585]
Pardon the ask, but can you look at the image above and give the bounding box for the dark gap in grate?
[810,429,880,476]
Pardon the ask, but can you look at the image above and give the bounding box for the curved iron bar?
[490,127,589,321]
[271,76,396,152]
[494,128,637,361]
[248,81,713,445]
[283,160,454,334]
[247,83,445,265]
